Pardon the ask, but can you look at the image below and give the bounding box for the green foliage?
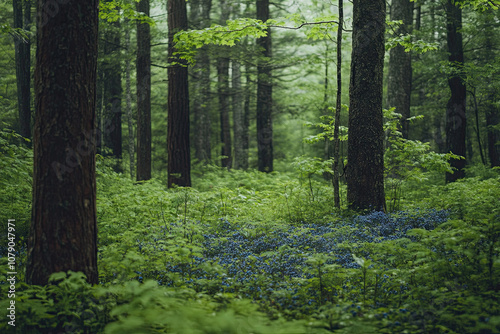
[0,129,31,260]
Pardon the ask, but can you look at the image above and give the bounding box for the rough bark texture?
[190,0,212,165]
[347,0,386,211]
[168,0,191,187]
[445,0,466,183]
[136,0,152,181]
[256,0,273,172]
[387,0,413,139]
[13,0,31,140]
[102,18,123,162]
[27,0,99,285]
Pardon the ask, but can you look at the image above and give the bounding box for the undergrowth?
[0,139,499,333]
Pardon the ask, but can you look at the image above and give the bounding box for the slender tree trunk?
[27,0,99,285]
[125,20,135,179]
[102,18,123,166]
[136,0,152,181]
[168,0,191,187]
[387,0,413,139]
[190,0,212,165]
[333,0,343,209]
[13,0,31,140]
[347,0,386,211]
[445,0,466,183]
[218,56,231,168]
[256,0,273,172]
[232,56,247,169]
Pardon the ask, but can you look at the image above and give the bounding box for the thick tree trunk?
[13,0,31,140]
[347,0,386,211]
[168,0,191,187]
[136,0,152,181]
[256,0,273,172]
[102,18,123,163]
[333,0,343,209]
[387,0,413,139]
[445,0,466,183]
[27,0,99,285]
[190,0,212,165]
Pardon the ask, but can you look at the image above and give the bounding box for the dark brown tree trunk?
[102,18,123,165]
[190,0,212,165]
[445,0,466,183]
[387,0,413,139]
[347,0,386,211]
[13,0,31,140]
[218,56,231,168]
[333,0,343,209]
[233,57,248,169]
[27,0,99,285]
[136,0,152,181]
[217,0,231,168]
[125,19,135,179]
[168,0,191,187]
[256,0,273,172]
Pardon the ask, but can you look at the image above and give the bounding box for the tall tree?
[102,17,123,164]
[218,0,231,168]
[232,54,248,169]
[387,0,413,139]
[168,0,191,187]
[190,0,212,165]
[125,19,135,179]
[256,0,273,172]
[13,0,31,139]
[347,0,386,211]
[332,0,343,209]
[445,0,466,182]
[27,0,99,285]
[136,0,152,181]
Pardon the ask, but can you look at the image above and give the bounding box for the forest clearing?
[1,0,500,332]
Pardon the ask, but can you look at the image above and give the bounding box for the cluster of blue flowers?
[199,209,448,288]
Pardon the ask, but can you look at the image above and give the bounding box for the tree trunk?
[347,0,386,211]
[13,0,31,140]
[136,0,152,181]
[333,0,343,209]
[445,0,466,183]
[256,0,273,172]
[233,57,248,169]
[27,0,99,285]
[125,19,135,179]
[168,0,191,187]
[190,0,212,165]
[218,55,231,168]
[387,0,413,139]
[102,18,123,166]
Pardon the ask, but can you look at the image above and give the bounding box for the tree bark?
[136,0,152,181]
[125,19,135,179]
[445,0,466,183]
[256,0,273,172]
[218,56,232,168]
[387,0,413,139]
[347,0,386,211]
[190,0,212,165]
[27,0,99,285]
[333,0,343,209]
[233,57,248,169]
[168,0,191,187]
[13,0,31,140]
